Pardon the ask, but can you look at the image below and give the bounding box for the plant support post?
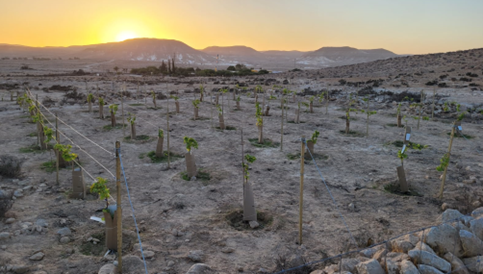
[56,114,59,185]
[115,141,123,272]
[299,136,305,245]
[438,123,456,199]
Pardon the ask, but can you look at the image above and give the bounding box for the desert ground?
[0,52,482,274]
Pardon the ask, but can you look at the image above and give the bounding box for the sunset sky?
[1,0,482,54]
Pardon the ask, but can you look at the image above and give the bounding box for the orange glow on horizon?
[0,0,482,54]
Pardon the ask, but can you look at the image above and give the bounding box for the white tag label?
[458,126,462,131]
[406,133,411,141]
[401,145,407,154]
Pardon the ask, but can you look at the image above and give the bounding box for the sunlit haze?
[1,0,482,54]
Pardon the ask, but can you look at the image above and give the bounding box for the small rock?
[143,250,155,259]
[0,232,11,240]
[359,248,377,258]
[187,250,204,262]
[29,252,45,261]
[57,227,72,236]
[5,218,15,224]
[441,203,449,211]
[11,265,29,274]
[1,245,6,250]
[36,219,48,228]
[221,247,235,254]
[190,176,197,181]
[186,263,212,274]
[249,221,260,229]
[122,255,144,273]
[167,261,175,267]
[98,264,116,274]
[60,236,70,243]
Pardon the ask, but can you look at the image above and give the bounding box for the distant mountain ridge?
[0,38,399,70]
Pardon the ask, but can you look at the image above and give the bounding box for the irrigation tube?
[118,148,149,274]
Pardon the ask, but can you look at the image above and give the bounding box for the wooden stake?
[438,123,456,199]
[432,88,436,120]
[211,90,214,131]
[121,85,125,138]
[56,114,59,185]
[167,88,171,169]
[299,136,305,245]
[280,97,284,151]
[241,129,245,202]
[115,141,123,273]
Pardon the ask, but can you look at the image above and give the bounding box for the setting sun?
[115,31,139,42]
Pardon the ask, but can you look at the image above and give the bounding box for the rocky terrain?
[0,47,482,274]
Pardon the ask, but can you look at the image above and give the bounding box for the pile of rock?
[311,208,483,274]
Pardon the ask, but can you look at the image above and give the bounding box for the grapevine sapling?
[242,154,257,221]
[361,97,377,137]
[108,104,118,127]
[306,130,319,156]
[127,112,136,139]
[87,93,94,112]
[98,97,105,119]
[151,90,157,109]
[192,99,200,120]
[183,136,199,177]
[170,95,180,113]
[255,102,264,144]
[156,129,164,158]
[217,105,225,130]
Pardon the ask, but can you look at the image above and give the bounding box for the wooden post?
[115,141,123,273]
[366,99,370,137]
[121,85,125,138]
[432,88,436,120]
[438,123,456,199]
[280,97,284,151]
[211,91,214,131]
[299,136,305,245]
[326,90,329,115]
[241,129,245,207]
[167,91,171,169]
[56,114,59,185]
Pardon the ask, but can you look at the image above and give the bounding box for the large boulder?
[424,224,463,257]
[462,256,483,272]
[443,252,469,274]
[356,259,385,274]
[417,264,444,274]
[408,250,451,273]
[412,242,436,255]
[459,230,483,257]
[400,260,420,274]
[471,207,483,219]
[470,218,483,241]
[438,209,464,223]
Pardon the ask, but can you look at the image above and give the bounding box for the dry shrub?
[0,155,23,178]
